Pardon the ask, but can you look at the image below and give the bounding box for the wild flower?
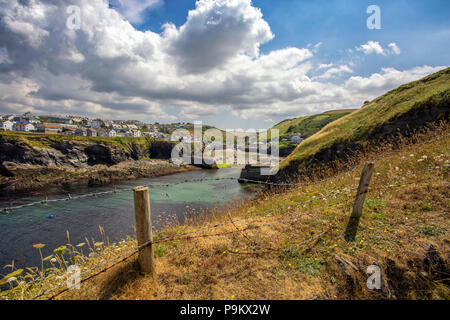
[33,243,46,276]
[53,245,67,256]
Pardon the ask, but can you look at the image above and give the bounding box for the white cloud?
[312,42,322,53]
[318,63,334,70]
[163,0,274,74]
[356,41,402,56]
[388,42,401,55]
[345,65,446,97]
[356,41,386,55]
[112,0,162,24]
[0,0,444,127]
[315,65,353,80]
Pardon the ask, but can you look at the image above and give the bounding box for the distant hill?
[276,67,450,179]
[269,110,356,156]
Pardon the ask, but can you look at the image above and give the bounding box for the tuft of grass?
[282,249,322,277]
[420,202,433,212]
[414,224,445,236]
[365,199,386,211]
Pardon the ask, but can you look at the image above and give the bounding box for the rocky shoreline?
[0,159,200,196]
[0,133,200,196]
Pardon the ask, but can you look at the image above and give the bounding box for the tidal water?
[0,168,253,269]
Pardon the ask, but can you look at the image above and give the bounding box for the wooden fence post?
[345,163,374,241]
[133,186,155,275]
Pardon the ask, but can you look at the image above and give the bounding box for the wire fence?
[29,162,446,300]
[0,133,446,299]
[2,133,448,214]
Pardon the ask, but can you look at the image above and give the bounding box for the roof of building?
[42,124,61,128]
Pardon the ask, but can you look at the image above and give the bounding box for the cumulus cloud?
[163,0,273,74]
[388,42,401,55]
[111,0,162,24]
[356,41,386,55]
[318,63,334,70]
[314,65,353,80]
[356,41,402,56]
[345,65,446,98]
[0,0,445,127]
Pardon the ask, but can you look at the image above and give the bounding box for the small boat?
[45,214,58,219]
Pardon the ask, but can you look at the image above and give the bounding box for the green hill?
[269,110,356,156]
[277,67,450,177]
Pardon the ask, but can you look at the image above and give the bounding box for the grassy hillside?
[269,110,355,156]
[0,131,151,149]
[278,67,450,176]
[273,110,356,140]
[3,124,448,300]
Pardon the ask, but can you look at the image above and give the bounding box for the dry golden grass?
[2,123,448,300]
[51,124,449,300]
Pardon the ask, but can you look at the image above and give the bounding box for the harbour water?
[0,168,254,269]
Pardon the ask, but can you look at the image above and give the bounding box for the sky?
[0,0,448,130]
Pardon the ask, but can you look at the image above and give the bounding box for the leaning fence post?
[345,163,374,241]
[133,186,155,275]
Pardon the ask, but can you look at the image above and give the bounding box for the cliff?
[0,133,192,194]
[275,67,450,181]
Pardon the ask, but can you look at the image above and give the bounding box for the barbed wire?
[2,133,448,213]
[27,162,447,300]
[4,133,447,299]
[28,187,354,300]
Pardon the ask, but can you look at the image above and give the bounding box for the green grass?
[0,131,176,153]
[279,67,450,172]
[267,110,354,156]
[272,111,355,141]
[282,248,322,277]
[414,224,445,237]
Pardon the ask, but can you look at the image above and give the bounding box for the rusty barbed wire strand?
[13,134,448,299]
[26,163,446,300]
[2,133,448,213]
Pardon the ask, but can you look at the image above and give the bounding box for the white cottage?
[13,122,35,132]
[0,120,14,131]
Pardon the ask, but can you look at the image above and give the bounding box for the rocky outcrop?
[148,140,176,159]
[0,135,191,194]
[0,135,176,168]
[238,164,272,183]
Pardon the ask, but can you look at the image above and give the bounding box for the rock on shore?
[0,134,197,195]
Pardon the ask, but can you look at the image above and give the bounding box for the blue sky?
[0,0,449,129]
[126,0,450,128]
[135,0,449,77]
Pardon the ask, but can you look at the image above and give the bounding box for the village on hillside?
[0,112,201,141]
